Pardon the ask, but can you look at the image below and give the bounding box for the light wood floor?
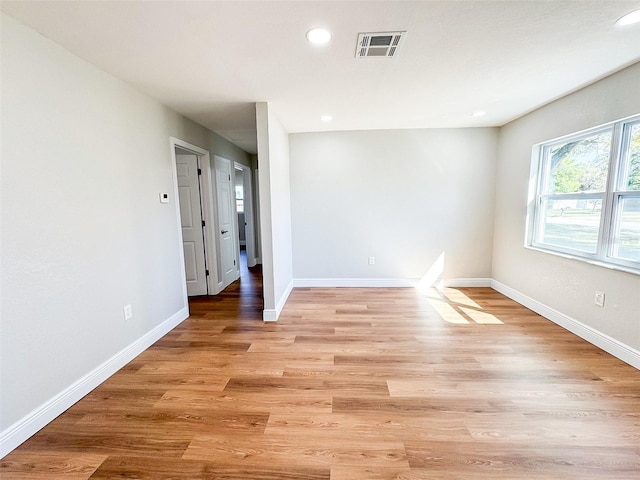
[2,266,640,479]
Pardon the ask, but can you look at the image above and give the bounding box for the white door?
[176,153,208,296]
[215,156,239,288]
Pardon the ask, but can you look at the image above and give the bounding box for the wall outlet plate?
[123,304,133,320]
[594,291,605,307]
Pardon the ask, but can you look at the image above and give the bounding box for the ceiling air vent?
[355,31,406,58]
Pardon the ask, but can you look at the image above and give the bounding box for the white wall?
[209,130,253,169]
[493,62,640,353]
[255,103,293,320]
[289,128,499,283]
[0,13,219,453]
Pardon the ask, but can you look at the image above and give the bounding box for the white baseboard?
[0,306,189,458]
[262,310,278,321]
[292,277,492,288]
[491,280,640,370]
[263,280,294,322]
[293,278,418,287]
[440,278,492,287]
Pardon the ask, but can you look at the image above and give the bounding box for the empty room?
[1,1,640,479]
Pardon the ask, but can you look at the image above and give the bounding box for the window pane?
[537,197,602,253]
[545,130,612,194]
[622,123,640,191]
[612,196,640,262]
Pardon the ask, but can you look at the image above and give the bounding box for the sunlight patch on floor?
[459,306,503,324]
[427,298,470,324]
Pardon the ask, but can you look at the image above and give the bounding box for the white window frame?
[526,113,640,275]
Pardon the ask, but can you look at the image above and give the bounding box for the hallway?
[189,249,263,320]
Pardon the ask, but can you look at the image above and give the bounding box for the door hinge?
[202,220,206,227]
[234,259,236,266]
[197,168,202,175]
[205,269,209,276]
[228,174,231,181]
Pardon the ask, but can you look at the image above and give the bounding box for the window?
[528,114,640,273]
[235,184,244,213]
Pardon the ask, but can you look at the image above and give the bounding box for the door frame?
[170,137,220,295]
[253,167,261,264]
[234,162,257,267]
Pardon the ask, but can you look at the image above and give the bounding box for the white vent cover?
[355,31,406,58]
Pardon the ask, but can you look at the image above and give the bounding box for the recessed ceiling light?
[471,111,486,117]
[307,28,332,45]
[616,9,640,26]
[321,115,333,123]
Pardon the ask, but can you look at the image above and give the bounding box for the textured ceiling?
[2,0,640,154]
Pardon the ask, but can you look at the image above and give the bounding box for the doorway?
[234,163,257,268]
[170,139,260,300]
[170,138,218,297]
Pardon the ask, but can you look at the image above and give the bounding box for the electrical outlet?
[368,256,375,265]
[124,304,133,320]
[594,291,605,307]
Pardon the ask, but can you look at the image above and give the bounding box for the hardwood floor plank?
[264,413,472,442]
[0,453,107,480]
[183,433,410,468]
[224,376,390,395]
[283,364,438,379]
[17,432,191,458]
[330,465,413,480]
[332,396,506,415]
[465,415,640,447]
[386,378,628,399]
[404,440,640,478]
[89,456,330,480]
[73,411,269,436]
[334,353,478,365]
[156,389,333,415]
[97,370,231,391]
